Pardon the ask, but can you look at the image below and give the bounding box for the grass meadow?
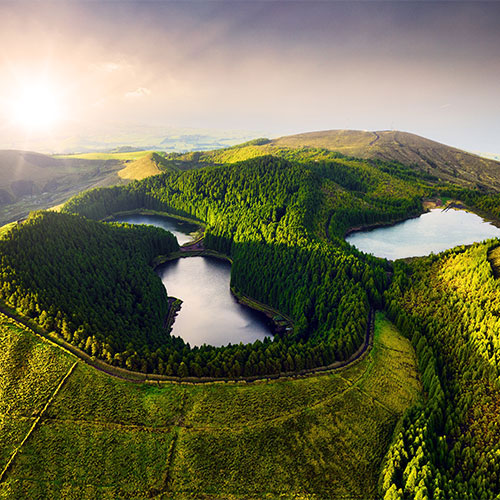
[0,313,421,499]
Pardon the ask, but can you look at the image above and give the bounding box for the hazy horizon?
[1,0,499,153]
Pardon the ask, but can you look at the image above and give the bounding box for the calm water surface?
[346,209,500,260]
[112,214,198,245]
[114,213,272,346]
[158,257,271,347]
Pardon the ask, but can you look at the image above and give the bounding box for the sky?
[0,0,499,153]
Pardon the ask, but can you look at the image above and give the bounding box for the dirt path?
[369,131,380,147]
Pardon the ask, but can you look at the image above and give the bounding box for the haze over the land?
[1,1,499,153]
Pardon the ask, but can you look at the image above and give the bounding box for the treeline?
[474,193,500,221]
[59,156,389,376]
[380,241,500,499]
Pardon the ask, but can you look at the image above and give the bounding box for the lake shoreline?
[155,248,293,341]
[103,208,205,228]
[344,198,481,239]
[346,203,500,260]
[344,212,423,238]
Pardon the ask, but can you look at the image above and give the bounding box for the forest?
[1,156,393,378]
[60,154,419,377]
[381,241,500,499]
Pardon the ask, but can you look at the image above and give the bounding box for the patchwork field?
[0,313,421,499]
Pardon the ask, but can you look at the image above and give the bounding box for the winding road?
[0,301,376,385]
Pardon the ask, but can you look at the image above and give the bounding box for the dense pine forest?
[380,240,500,499]
[1,155,392,378]
[0,211,179,367]
[3,141,500,498]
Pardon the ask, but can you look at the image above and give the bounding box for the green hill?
[0,309,420,499]
[3,129,500,498]
[271,129,500,190]
[0,150,183,225]
[0,151,427,498]
[170,129,500,192]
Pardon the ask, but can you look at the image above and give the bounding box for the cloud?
[124,87,151,99]
[91,60,132,73]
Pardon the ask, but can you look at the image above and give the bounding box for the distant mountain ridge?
[270,130,500,191]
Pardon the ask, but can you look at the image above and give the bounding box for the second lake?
[346,208,500,260]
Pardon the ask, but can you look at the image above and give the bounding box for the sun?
[11,81,64,130]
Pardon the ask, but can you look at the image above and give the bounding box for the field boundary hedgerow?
[0,361,78,483]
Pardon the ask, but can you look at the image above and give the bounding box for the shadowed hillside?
[0,150,128,225]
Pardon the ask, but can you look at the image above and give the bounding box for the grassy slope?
[0,312,421,499]
[169,144,427,198]
[118,152,179,181]
[0,151,127,225]
[270,130,500,190]
[175,130,500,191]
[164,143,428,241]
[0,150,180,224]
[0,151,124,194]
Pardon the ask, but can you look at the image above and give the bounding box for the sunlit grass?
[53,150,155,161]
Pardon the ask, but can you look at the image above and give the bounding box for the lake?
[114,213,272,346]
[346,208,500,260]
[158,257,272,347]
[112,213,199,245]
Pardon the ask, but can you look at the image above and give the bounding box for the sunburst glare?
[10,80,64,130]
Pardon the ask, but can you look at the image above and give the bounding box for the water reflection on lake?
[158,257,272,347]
[113,213,272,346]
[112,213,199,245]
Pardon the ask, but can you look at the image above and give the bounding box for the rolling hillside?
[0,150,128,225]
[271,130,500,190]
[117,152,179,180]
[0,308,420,499]
[171,130,500,192]
[4,129,499,226]
[3,130,500,498]
[0,150,181,225]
